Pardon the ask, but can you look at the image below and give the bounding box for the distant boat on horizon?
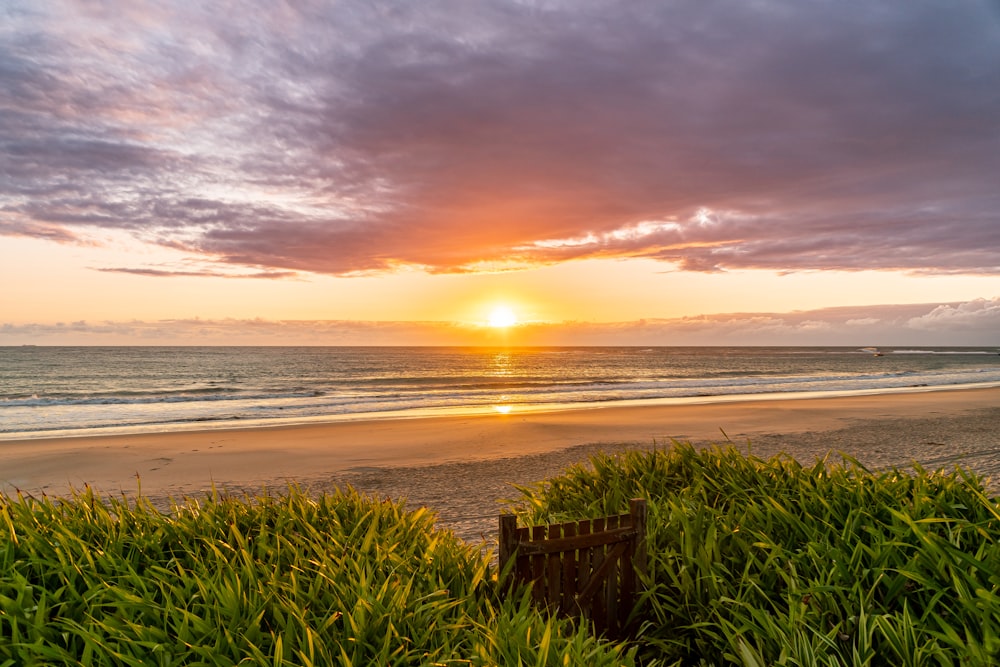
[860,347,884,357]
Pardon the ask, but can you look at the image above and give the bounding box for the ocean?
[2,346,999,440]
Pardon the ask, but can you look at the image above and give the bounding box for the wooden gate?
[498,498,647,638]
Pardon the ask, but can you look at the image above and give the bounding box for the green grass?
[509,443,1000,666]
[6,443,1000,666]
[0,486,634,666]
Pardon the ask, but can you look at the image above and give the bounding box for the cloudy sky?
[2,0,999,345]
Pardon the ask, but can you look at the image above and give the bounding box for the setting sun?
[487,305,518,328]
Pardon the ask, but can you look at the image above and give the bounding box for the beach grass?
[510,443,1000,665]
[5,444,1000,665]
[0,486,633,666]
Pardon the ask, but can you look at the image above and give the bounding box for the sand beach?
[2,386,999,543]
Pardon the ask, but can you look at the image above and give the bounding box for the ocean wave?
[3,346,1000,438]
[3,366,999,411]
[0,388,325,408]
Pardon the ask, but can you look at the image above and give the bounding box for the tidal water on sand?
[2,346,999,439]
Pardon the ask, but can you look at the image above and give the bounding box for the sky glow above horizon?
[2,0,999,345]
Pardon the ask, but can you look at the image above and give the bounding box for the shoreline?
[6,380,999,444]
[3,387,999,539]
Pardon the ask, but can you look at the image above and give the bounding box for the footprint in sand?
[148,457,173,471]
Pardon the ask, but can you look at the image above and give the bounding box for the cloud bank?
[2,1,999,276]
[4,299,998,346]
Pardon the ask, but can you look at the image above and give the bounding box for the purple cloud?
[2,1,999,275]
[95,267,298,279]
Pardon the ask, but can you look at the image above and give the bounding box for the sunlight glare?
[487,305,518,328]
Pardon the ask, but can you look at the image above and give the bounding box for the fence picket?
[561,521,577,616]
[530,524,547,607]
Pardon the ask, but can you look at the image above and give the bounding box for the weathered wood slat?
[498,514,517,580]
[576,518,592,620]
[576,540,629,603]
[620,536,635,614]
[546,543,561,606]
[530,524,547,607]
[515,526,638,555]
[560,521,577,616]
[630,498,648,581]
[606,544,620,633]
[516,542,531,586]
[590,515,608,631]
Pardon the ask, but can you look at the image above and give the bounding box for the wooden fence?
[498,498,647,638]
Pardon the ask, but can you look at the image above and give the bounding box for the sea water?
[2,346,999,440]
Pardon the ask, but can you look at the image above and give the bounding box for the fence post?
[629,498,648,578]
[498,513,518,585]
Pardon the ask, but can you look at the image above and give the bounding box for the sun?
[487,305,518,328]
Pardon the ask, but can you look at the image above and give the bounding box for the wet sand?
[2,387,999,543]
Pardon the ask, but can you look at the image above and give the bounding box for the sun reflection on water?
[490,351,514,376]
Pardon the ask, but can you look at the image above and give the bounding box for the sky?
[2,0,999,346]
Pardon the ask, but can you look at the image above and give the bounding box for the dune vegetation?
[513,443,1000,665]
[4,443,1000,665]
[0,486,631,666]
